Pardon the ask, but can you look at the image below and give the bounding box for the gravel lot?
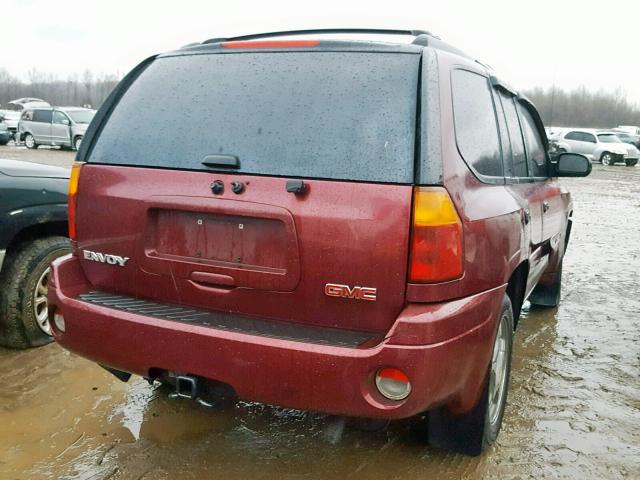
[1,145,638,479]
[0,143,76,168]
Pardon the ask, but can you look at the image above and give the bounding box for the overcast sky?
[4,0,640,104]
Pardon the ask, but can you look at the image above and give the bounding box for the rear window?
[32,110,52,123]
[88,52,420,183]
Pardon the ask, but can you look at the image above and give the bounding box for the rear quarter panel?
[408,51,526,303]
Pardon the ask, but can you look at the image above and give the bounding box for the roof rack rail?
[202,28,433,44]
[412,34,471,59]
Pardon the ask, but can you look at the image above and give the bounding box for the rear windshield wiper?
[201,155,240,169]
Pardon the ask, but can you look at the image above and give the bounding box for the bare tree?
[0,69,120,110]
[524,86,640,128]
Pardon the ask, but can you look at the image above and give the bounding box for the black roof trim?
[202,28,432,44]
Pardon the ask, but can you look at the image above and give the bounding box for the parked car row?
[0,98,95,151]
[548,128,639,166]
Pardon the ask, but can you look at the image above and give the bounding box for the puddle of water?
[0,165,639,479]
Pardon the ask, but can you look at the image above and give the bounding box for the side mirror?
[554,153,592,177]
[62,119,70,126]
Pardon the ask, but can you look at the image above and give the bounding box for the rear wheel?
[24,133,38,149]
[0,236,70,349]
[600,152,614,166]
[427,294,514,456]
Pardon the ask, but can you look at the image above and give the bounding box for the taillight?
[67,162,83,240]
[409,187,463,283]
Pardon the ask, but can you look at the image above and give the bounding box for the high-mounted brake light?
[67,162,83,240]
[221,39,320,49]
[409,187,463,283]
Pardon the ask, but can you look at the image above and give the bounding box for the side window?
[517,104,549,178]
[564,131,582,141]
[53,111,69,125]
[451,69,503,177]
[499,93,528,177]
[492,89,513,177]
[583,133,596,143]
[32,110,53,123]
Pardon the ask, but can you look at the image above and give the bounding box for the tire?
[625,158,638,167]
[427,294,514,456]
[73,136,83,151]
[600,152,614,166]
[24,133,38,149]
[0,236,70,349]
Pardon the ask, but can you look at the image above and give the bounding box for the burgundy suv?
[49,29,591,455]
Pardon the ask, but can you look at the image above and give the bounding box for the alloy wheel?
[487,312,510,427]
[33,267,52,336]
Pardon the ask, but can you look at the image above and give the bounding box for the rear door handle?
[190,271,236,288]
[542,201,550,213]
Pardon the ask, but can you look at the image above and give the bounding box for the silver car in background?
[18,106,96,151]
[553,128,639,166]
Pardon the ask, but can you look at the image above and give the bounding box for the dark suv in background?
[0,160,70,348]
[49,29,590,455]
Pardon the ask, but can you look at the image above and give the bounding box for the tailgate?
[74,48,420,334]
[75,165,412,333]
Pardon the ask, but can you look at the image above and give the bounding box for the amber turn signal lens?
[67,162,83,240]
[409,187,463,283]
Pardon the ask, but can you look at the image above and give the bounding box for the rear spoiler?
[77,55,157,163]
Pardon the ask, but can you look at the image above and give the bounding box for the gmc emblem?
[325,283,377,302]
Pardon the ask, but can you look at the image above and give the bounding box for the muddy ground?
[1,144,639,479]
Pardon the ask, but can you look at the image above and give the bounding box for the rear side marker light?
[221,40,320,49]
[54,311,65,332]
[375,368,412,401]
[409,187,464,283]
[67,162,83,240]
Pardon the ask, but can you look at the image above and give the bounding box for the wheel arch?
[2,221,68,273]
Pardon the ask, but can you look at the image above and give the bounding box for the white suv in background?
[553,129,639,166]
